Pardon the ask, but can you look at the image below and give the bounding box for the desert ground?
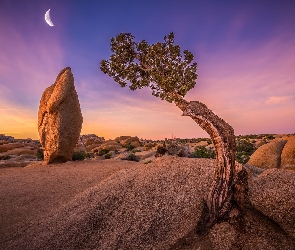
[0,134,294,249]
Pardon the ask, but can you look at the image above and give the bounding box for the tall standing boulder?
[38,67,83,164]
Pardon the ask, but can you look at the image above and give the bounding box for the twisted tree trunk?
[173,95,238,231]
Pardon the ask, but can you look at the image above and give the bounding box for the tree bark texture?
[174,98,236,229]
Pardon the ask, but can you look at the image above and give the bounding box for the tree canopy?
[100,32,198,103]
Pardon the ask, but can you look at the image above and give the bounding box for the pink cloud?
[265,96,292,105]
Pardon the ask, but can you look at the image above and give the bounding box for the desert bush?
[236,139,256,154]
[191,146,215,159]
[266,134,275,140]
[0,155,11,160]
[132,149,141,153]
[125,143,136,151]
[236,152,250,164]
[235,139,256,164]
[144,160,152,164]
[123,153,140,162]
[36,149,44,160]
[98,148,110,156]
[155,145,167,157]
[72,151,86,161]
[104,152,112,159]
[85,152,93,159]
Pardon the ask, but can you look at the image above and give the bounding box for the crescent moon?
[45,9,55,26]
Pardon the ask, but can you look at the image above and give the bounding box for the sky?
[0,0,294,140]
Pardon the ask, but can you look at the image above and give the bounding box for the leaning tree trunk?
[173,95,238,231]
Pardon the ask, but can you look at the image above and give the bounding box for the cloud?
[265,96,291,105]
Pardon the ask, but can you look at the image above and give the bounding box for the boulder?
[206,209,294,250]
[9,156,216,249]
[84,138,96,146]
[85,144,102,152]
[4,148,37,156]
[38,67,83,164]
[120,136,141,148]
[0,143,25,153]
[3,157,295,249]
[247,139,287,169]
[249,168,295,240]
[97,140,123,151]
[114,136,132,142]
[281,136,295,171]
[143,142,157,151]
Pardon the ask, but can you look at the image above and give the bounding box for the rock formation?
[281,136,295,170]
[38,67,83,164]
[247,139,287,169]
[249,168,295,240]
[6,156,295,249]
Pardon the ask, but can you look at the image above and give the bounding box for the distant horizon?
[1,132,294,141]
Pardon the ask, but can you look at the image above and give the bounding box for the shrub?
[266,134,275,140]
[144,160,152,164]
[98,148,110,156]
[104,152,112,159]
[72,151,86,161]
[235,139,256,164]
[36,149,44,160]
[192,146,215,159]
[132,149,141,153]
[236,139,256,154]
[236,152,250,164]
[125,143,136,151]
[85,152,93,159]
[0,155,11,160]
[123,153,139,162]
[155,146,167,157]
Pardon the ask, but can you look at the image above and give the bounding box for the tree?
[100,32,247,232]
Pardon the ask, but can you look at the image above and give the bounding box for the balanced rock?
[38,67,83,164]
[247,139,287,169]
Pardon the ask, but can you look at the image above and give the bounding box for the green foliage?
[132,149,141,153]
[266,134,275,140]
[99,148,110,156]
[72,151,86,161]
[0,155,11,160]
[236,152,251,164]
[85,152,93,159]
[123,153,140,162]
[192,146,215,159]
[235,139,256,164]
[236,139,256,154]
[125,144,136,151]
[104,152,112,159]
[100,32,197,103]
[36,149,44,160]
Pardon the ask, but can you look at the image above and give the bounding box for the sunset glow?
[0,0,294,140]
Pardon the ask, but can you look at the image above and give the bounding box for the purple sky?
[0,0,294,140]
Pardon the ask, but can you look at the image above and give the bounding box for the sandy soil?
[0,159,139,245]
